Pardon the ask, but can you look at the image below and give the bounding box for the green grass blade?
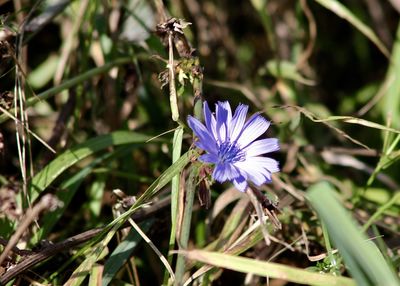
[164,125,183,284]
[180,249,355,286]
[313,0,390,58]
[64,151,194,285]
[170,126,183,239]
[32,152,113,244]
[102,220,153,286]
[64,220,121,286]
[174,165,198,285]
[307,182,399,286]
[29,130,156,203]
[382,22,400,129]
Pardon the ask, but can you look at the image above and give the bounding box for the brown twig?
[0,227,103,285]
[0,238,33,257]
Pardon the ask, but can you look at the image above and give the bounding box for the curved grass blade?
[382,23,400,129]
[180,249,355,286]
[307,182,399,286]
[29,130,157,203]
[63,151,194,285]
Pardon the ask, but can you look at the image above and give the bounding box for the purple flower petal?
[215,102,232,142]
[233,175,248,192]
[244,138,279,157]
[188,116,218,154]
[251,157,280,173]
[187,101,280,192]
[203,101,218,141]
[234,162,270,186]
[229,104,249,141]
[213,163,240,182]
[237,114,270,148]
[199,153,218,164]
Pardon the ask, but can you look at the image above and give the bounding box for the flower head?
[188,101,279,192]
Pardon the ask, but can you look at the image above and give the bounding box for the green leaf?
[29,131,156,203]
[180,249,355,286]
[32,152,113,244]
[307,182,399,286]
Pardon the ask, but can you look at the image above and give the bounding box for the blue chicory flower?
[187,101,279,192]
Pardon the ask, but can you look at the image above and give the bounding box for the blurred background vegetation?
[0,0,399,285]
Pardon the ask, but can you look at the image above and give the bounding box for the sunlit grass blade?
[89,263,104,286]
[179,249,356,286]
[170,127,183,240]
[307,182,399,286]
[164,125,183,284]
[29,130,158,203]
[382,22,400,129]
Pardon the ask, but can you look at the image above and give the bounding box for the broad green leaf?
[180,249,355,286]
[170,126,183,239]
[164,125,183,284]
[307,182,399,286]
[29,130,156,203]
[32,152,113,244]
[313,0,390,58]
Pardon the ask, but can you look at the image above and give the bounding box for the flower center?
[218,141,245,163]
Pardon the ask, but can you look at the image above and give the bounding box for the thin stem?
[174,166,198,286]
[321,221,336,268]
